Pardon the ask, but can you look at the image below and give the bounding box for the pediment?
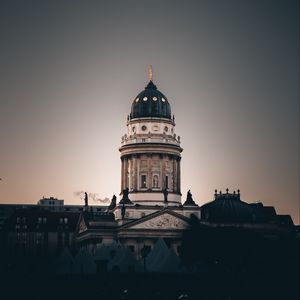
[127,211,189,230]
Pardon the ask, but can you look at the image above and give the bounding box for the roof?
[201,192,295,228]
[201,192,254,223]
[130,81,172,119]
[80,211,117,230]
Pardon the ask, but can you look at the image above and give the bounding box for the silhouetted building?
[200,189,295,236]
[4,208,80,257]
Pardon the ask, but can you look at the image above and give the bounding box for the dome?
[201,191,254,223]
[130,81,172,119]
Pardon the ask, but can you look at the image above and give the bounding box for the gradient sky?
[0,0,299,223]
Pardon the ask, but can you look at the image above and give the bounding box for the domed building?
[119,68,182,205]
[76,67,200,259]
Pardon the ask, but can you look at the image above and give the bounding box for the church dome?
[130,80,172,119]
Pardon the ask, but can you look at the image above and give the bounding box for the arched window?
[153,175,159,188]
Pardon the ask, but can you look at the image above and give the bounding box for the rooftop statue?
[163,188,168,202]
[84,192,88,207]
[183,189,197,206]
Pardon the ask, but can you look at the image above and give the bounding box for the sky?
[0,0,299,223]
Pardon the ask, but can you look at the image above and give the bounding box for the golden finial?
[149,65,153,81]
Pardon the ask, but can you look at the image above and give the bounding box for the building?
[37,196,64,211]
[200,189,295,235]
[76,68,200,257]
[4,208,80,257]
[75,69,296,261]
[1,68,296,274]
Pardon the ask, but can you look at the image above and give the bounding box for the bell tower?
[119,67,183,205]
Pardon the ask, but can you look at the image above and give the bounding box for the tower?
[119,67,183,205]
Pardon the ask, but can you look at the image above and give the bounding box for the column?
[161,154,166,190]
[177,157,181,194]
[133,155,137,191]
[121,157,124,191]
[124,157,129,189]
[147,154,151,190]
[173,157,177,192]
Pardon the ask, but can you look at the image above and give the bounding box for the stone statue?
[183,189,197,206]
[84,192,88,207]
[153,175,158,188]
[187,189,192,201]
[111,195,116,205]
[123,188,129,199]
[163,188,168,202]
[108,195,117,210]
[119,187,133,204]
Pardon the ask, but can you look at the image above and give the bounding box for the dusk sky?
[0,1,299,223]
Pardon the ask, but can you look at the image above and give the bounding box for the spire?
[149,65,153,81]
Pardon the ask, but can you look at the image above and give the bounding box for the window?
[64,218,68,224]
[65,233,70,246]
[177,246,182,255]
[128,245,135,252]
[141,175,147,188]
[165,176,169,189]
[43,217,47,224]
[153,175,159,188]
[141,125,147,131]
[141,245,151,258]
[110,250,116,259]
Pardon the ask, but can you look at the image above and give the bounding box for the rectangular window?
[128,245,135,253]
[141,175,147,188]
[165,176,169,189]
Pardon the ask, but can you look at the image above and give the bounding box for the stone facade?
[120,117,182,205]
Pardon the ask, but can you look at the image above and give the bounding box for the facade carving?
[130,213,189,229]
